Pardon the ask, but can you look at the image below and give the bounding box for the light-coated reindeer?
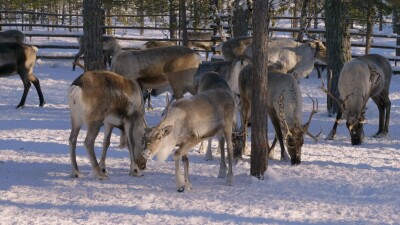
[0,43,44,108]
[245,40,327,81]
[238,65,319,164]
[111,46,201,99]
[221,37,300,61]
[68,69,147,180]
[142,71,236,192]
[73,36,122,71]
[323,54,392,145]
[0,30,25,43]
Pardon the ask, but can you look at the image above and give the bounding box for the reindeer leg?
[69,119,83,178]
[124,117,145,177]
[268,136,278,159]
[326,110,342,140]
[217,137,227,178]
[85,122,109,180]
[99,124,113,174]
[181,154,193,191]
[16,70,31,108]
[224,128,234,186]
[271,117,289,162]
[203,139,213,161]
[174,144,194,192]
[372,93,391,137]
[29,73,45,107]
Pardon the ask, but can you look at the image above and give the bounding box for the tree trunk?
[365,0,374,54]
[232,0,249,37]
[324,0,352,116]
[297,0,310,42]
[250,0,269,179]
[292,0,298,39]
[169,0,178,40]
[138,0,145,36]
[83,0,104,71]
[179,0,188,46]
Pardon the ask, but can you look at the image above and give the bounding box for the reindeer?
[221,37,300,61]
[187,31,215,61]
[0,30,25,43]
[68,68,147,179]
[323,54,392,145]
[0,43,44,108]
[72,35,122,71]
[142,71,236,192]
[221,36,253,61]
[244,40,327,81]
[140,40,176,49]
[238,65,319,164]
[111,46,201,100]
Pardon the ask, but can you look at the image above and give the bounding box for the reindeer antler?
[302,95,321,143]
[72,62,87,72]
[319,70,349,113]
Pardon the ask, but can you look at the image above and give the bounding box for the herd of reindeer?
[0,29,392,192]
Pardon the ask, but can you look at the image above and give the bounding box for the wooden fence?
[1,10,399,73]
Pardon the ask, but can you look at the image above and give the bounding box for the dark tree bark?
[179,0,188,46]
[83,0,104,71]
[138,0,145,36]
[324,0,352,116]
[365,0,374,54]
[169,0,178,40]
[250,0,269,179]
[232,0,250,37]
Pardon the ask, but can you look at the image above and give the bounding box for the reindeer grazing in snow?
[143,71,236,192]
[73,36,122,71]
[0,30,25,43]
[111,46,201,100]
[238,65,319,164]
[323,54,392,145]
[0,43,44,108]
[68,69,147,179]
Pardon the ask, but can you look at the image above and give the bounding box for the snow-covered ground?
[1,29,400,224]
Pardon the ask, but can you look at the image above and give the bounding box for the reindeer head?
[142,124,176,162]
[310,40,327,64]
[346,115,365,145]
[285,125,305,165]
[278,93,320,165]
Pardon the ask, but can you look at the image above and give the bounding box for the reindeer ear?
[161,125,173,137]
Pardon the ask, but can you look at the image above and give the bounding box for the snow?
[1,31,400,225]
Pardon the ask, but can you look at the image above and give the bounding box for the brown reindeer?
[111,46,201,99]
[0,43,44,108]
[68,69,147,179]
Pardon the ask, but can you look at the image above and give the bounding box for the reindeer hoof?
[372,132,387,138]
[177,186,185,192]
[129,169,143,177]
